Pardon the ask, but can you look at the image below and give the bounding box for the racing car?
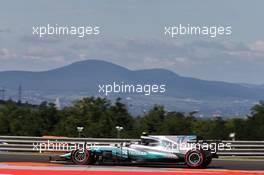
[55,135,215,168]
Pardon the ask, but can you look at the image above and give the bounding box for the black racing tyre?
[185,149,206,168]
[71,149,91,165]
[203,156,212,167]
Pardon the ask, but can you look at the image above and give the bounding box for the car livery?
[56,135,215,168]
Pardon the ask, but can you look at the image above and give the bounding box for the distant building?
[55,97,61,109]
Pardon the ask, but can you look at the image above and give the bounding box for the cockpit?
[135,136,160,146]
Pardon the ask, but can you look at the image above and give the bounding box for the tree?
[225,118,248,140]
[1,97,264,140]
[192,119,211,139]
[37,102,59,135]
[55,97,134,138]
[139,105,166,134]
[247,101,264,140]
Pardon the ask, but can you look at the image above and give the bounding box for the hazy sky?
[0,0,264,84]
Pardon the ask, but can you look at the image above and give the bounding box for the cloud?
[20,35,61,44]
[0,48,16,59]
[23,47,59,59]
[67,38,263,68]
[248,40,264,52]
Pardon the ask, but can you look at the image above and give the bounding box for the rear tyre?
[203,156,212,167]
[71,149,91,165]
[185,149,206,168]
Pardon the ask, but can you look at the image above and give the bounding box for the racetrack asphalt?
[0,153,264,175]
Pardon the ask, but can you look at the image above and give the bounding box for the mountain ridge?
[0,59,262,100]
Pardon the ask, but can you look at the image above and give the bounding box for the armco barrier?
[0,136,139,153]
[0,136,264,156]
[218,140,264,156]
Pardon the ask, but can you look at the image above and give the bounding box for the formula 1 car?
[54,135,215,168]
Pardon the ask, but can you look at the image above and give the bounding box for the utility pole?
[115,126,123,138]
[0,88,5,100]
[18,85,22,103]
[77,127,84,138]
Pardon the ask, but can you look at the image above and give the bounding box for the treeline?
[0,97,264,140]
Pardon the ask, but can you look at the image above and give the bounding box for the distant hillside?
[0,59,262,100]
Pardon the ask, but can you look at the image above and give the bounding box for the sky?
[0,0,264,84]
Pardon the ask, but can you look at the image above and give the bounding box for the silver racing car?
[54,135,216,168]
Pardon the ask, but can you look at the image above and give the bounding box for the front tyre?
[185,149,206,168]
[71,149,91,165]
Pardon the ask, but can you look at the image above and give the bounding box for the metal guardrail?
[218,140,264,156]
[0,136,139,153]
[0,136,264,156]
